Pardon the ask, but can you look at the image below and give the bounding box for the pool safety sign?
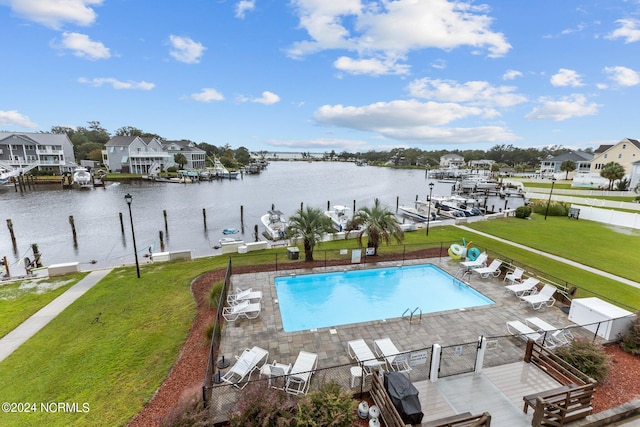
[351,249,361,263]
[409,351,428,366]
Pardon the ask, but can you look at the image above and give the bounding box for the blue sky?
[1,1,640,153]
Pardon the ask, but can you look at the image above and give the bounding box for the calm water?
[275,264,494,332]
[0,162,456,273]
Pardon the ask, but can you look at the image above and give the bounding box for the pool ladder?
[402,307,422,324]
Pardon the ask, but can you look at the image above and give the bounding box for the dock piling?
[163,210,168,232]
[69,215,77,247]
[119,212,125,234]
[6,219,17,248]
[203,208,207,230]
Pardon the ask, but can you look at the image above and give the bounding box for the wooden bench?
[523,385,573,413]
[422,412,491,427]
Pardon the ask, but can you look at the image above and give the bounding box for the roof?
[162,140,206,153]
[546,151,593,163]
[0,132,71,146]
[105,135,137,147]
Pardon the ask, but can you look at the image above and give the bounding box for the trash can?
[287,247,299,260]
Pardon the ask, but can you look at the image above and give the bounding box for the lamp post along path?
[426,182,434,236]
[544,178,556,220]
[124,193,141,278]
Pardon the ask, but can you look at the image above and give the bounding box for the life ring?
[449,243,464,259]
[467,247,481,261]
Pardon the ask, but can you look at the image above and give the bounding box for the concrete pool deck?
[215,256,594,424]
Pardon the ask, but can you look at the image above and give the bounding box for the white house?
[103,136,171,174]
[0,132,76,174]
[440,153,465,168]
[540,151,593,176]
[162,140,206,170]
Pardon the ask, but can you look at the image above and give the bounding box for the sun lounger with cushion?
[285,350,318,395]
[222,346,269,388]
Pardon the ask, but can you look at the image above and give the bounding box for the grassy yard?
[0,273,87,338]
[0,216,639,426]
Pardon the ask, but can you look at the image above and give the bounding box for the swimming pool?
[274,264,494,332]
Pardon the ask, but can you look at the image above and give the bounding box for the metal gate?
[437,339,480,378]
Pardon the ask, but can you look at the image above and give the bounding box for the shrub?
[229,382,296,427]
[529,200,569,217]
[160,385,209,427]
[294,380,356,427]
[621,315,640,356]
[514,205,532,219]
[209,280,224,309]
[555,338,610,382]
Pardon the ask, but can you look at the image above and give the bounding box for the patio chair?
[505,277,540,297]
[504,267,525,285]
[525,316,575,347]
[373,337,412,375]
[222,346,269,388]
[222,300,261,321]
[519,284,557,310]
[472,259,503,279]
[227,287,263,305]
[347,339,386,376]
[506,320,545,345]
[285,351,318,395]
[459,252,488,271]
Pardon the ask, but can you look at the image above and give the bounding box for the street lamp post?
[124,193,141,278]
[426,182,435,236]
[544,178,556,220]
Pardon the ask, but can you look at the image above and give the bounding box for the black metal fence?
[438,339,481,378]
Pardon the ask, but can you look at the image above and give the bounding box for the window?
[604,154,608,158]
[618,154,622,159]
[623,144,626,149]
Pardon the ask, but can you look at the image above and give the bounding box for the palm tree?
[600,162,626,190]
[285,206,335,261]
[349,199,404,255]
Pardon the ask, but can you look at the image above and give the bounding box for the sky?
[1,0,640,153]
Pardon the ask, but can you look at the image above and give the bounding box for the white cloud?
[191,88,225,102]
[550,69,584,87]
[4,0,102,29]
[168,35,206,64]
[502,69,522,80]
[77,77,154,90]
[250,91,280,105]
[333,56,410,76]
[407,78,527,108]
[313,99,519,143]
[54,32,110,60]
[606,19,640,43]
[0,110,38,129]
[287,0,510,76]
[235,0,255,19]
[603,66,640,87]
[525,94,599,121]
[431,59,447,70]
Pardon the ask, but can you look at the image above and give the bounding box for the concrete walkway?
[455,225,640,289]
[0,268,112,363]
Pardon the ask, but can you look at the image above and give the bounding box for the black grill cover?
[384,372,424,424]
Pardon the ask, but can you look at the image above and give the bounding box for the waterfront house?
[590,138,640,177]
[0,132,76,174]
[161,140,206,170]
[103,136,171,174]
[440,153,466,168]
[540,150,593,176]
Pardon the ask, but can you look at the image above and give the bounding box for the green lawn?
[0,273,86,338]
[0,216,639,426]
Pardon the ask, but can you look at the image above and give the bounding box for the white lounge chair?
[525,317,575,347]
[519,284,557,310]
[227,287,263,305]
[347,339,386,376]
[504,267,524,285]
[222,346,269,388]
[222,300,261,321]
[373,338,412,374]
[472,259,503,279]
[505,277,540,297]
[459,252,488,271]
[506,320,544,345]
[285,351,318,395]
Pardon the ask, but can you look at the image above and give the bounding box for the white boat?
[212,157,239,179]
[324,205,352,231]
[261,209,287,240]
[72,167,92,188]
[398,201,437,222]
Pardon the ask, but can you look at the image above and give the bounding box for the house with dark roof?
[161,140,206,170]
[0,132,76,174]
[540,150,593,176]
[590,138,640,176]
[103,136,170,174]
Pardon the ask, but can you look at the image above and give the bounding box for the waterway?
[0,162,459,274]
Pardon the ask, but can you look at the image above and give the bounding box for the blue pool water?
[275,264,494,332]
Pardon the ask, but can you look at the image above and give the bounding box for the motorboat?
[72,167,92,188]
[261,209,287,240]
[324,205,352,231]
[222,228,240,235]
